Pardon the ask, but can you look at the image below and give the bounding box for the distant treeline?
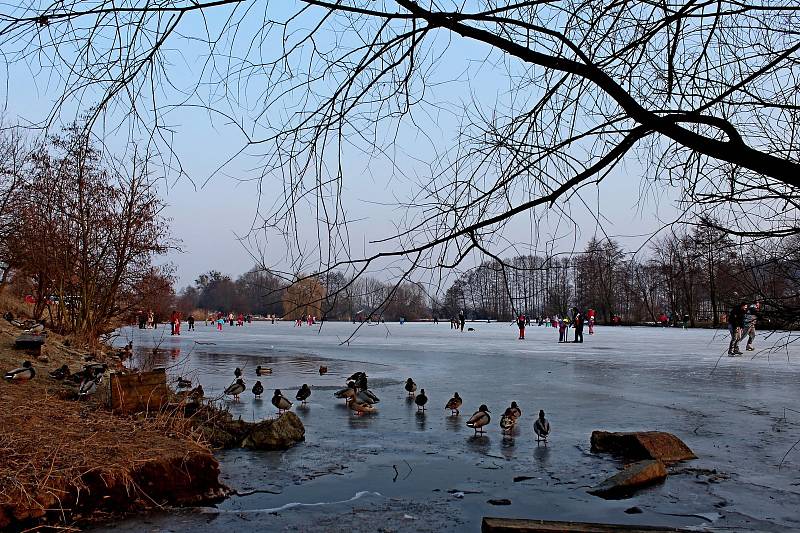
[175,222,800,327]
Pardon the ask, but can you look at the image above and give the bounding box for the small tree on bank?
[3,125,173,342]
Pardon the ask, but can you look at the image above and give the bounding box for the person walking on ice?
[727,302,747,356]
[743,302,760,351]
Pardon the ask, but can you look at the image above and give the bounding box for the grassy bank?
[0,319,227,530]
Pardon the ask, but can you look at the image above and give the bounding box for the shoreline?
[0,320,230,531]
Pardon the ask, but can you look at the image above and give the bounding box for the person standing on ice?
[587,308,596,334]
[743,303,760,351]
[727,302,747,355]
[458,310,465,332]
[558,316,568,343]
[573,312,584,343]
[517,314,526,340]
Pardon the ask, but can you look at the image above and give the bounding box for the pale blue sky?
[1,1,682,288]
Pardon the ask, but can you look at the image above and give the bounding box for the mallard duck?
[347,371,365,383]
[83,363,108,376]
[404,378,417,397]
[252,381,264,398]
[174,377,192,389]
[256,365,272,376]
[467,404,491,434]
[272,389,293,413]
[357,389,380,404]
[234,367,243,378]
[23,323,45,334]
[189,384,204,401]
[4,361,35,381]
[79,374,103,398]
[355,373,368,391]
[534,410,550,443]
[445,392,462,415]
[318,366,328,375]
[509,401,522,419]
[225,378,246,401]
[48,364,70,380]
[500,408,517,435]
[296,384,311,403]
[415,389,428,411]
[334,381,357,402]
[349,398,377,416]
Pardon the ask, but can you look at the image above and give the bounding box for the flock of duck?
[4,360,108,397]
[220,368,551,442]
[5,358,551,442]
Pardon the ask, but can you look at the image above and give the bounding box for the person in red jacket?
[517,314,526,340]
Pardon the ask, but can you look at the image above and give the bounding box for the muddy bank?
[0,319,230,531]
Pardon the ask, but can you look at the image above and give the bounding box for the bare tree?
[1,1,798,290]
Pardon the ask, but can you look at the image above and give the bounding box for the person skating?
[743,303,760,351]
[573,312,584,343]
[727,302,747,355]
[187,315,195,331]
[517,314,526,340]
[459,310,465,332]
[558,316,567,343]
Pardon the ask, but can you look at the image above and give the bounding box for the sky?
[1,0,684,289]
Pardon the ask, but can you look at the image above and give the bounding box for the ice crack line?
[197,491,383,514]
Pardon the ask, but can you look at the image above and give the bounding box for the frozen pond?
[98,321,800,532]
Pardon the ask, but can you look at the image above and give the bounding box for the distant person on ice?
[573,312,584,343]
[743,303,760,351]
[727,302,747,356]
[187,315,195,331]
[558,316,568,343]
[517,314,526,340]
[459,310,465,332]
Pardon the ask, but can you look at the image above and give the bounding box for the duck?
[296,384,311,404]
[445,392,462,415]
[174,377,192,389]
[334,381,357,403]
[349,398,377,416]
[467,404,491,435]
[189,384,205,401]
[48,364,71,380]
[272,389,293,413]
[415,388,428,411]
[234,367,243,378]
[4,361,35,381]
[357,389,380,405]
[347,371,365,383]
[79,373,103,398]
[534,410,550,443]
[23,323,45,335]
[256,365,272,376]
[318,366,328,375]
[252,380,264,398]
[509,401,522,419]
[404,378,417,397]
[500,407,517,435]
[355,373,369,391]
[224,378,246,401]
[83,363,108,375]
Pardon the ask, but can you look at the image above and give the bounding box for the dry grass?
[0,316,215,529]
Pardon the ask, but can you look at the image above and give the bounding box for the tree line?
[443,227,799,327]
[175,220,799,328]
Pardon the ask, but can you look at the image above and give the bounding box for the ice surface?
[97,321,800,532]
